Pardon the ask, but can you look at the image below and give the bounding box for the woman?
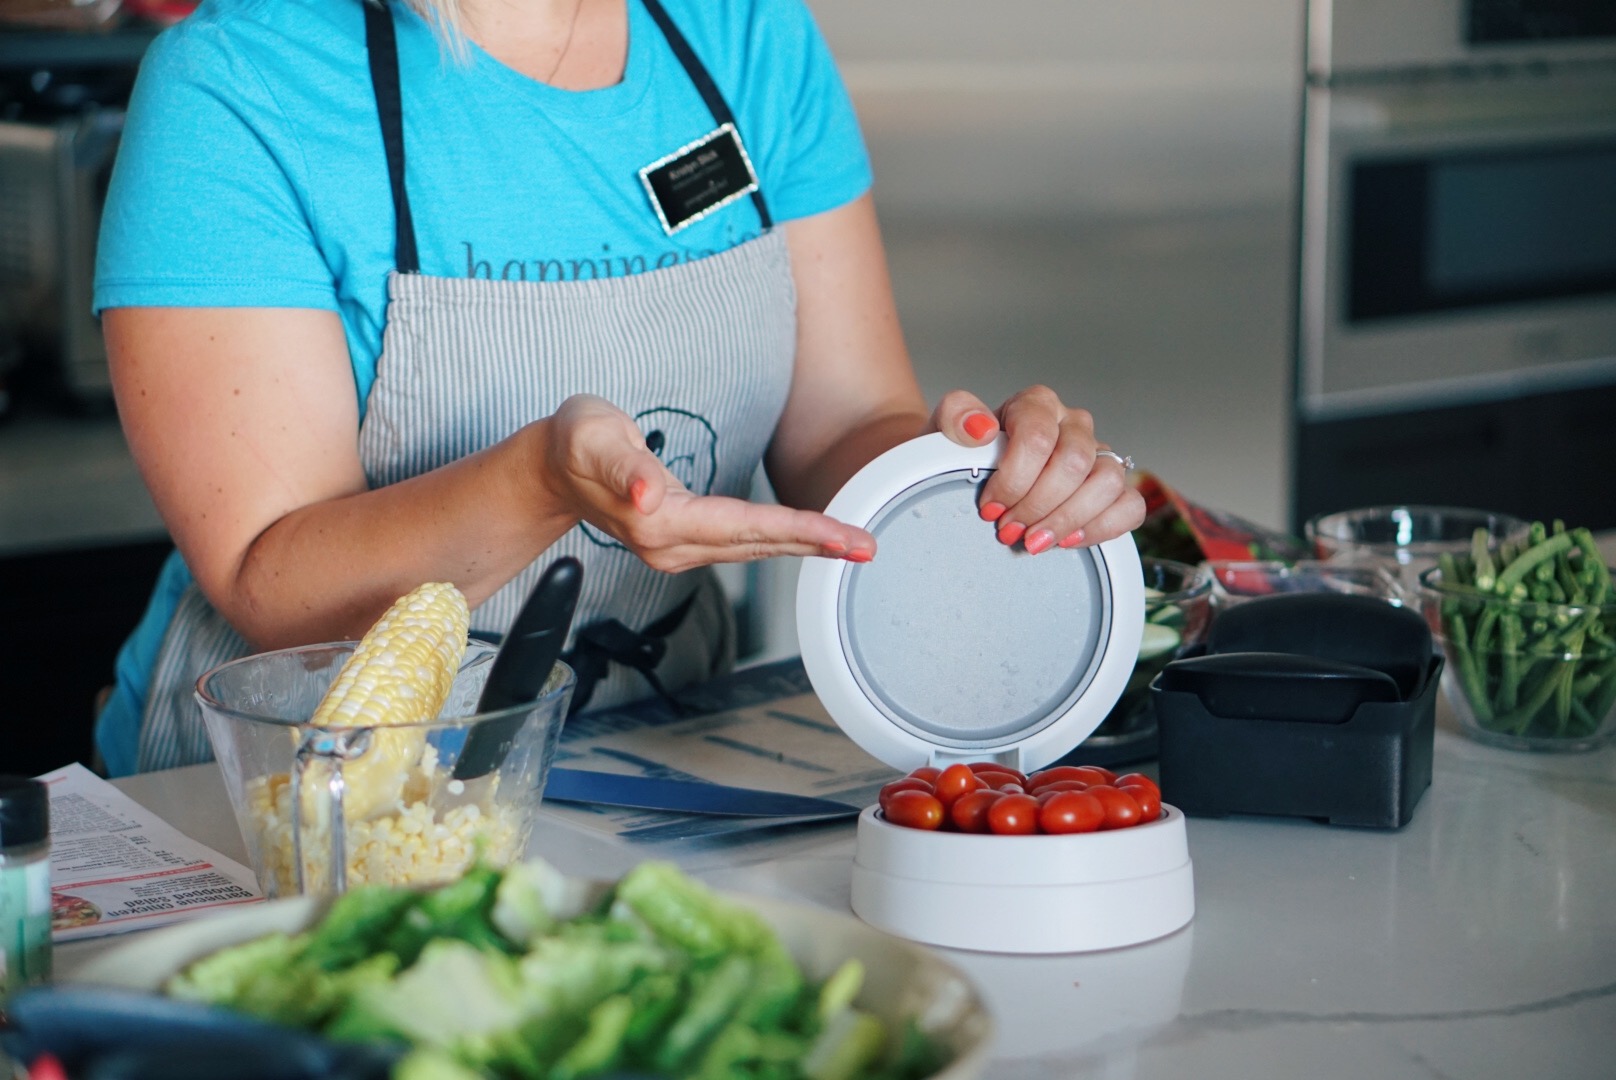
[94,0,1144,775]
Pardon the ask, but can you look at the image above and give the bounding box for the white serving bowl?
[68,875,994,1080]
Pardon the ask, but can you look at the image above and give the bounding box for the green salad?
[164,860,952,1080]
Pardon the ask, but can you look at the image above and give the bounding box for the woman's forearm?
[226,423,577,649]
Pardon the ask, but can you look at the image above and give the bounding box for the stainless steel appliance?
[1293,0,1616,530]
[0,110,123,402]
[0,29,148,407]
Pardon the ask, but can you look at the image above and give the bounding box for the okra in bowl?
[1418,524,1616,752]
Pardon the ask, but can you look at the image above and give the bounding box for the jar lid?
[0,775,49,849]
[797,434,1144,773]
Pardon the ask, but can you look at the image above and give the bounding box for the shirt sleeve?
[94,18,339,314]
[740,0,873,224]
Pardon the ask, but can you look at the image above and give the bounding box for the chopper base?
[849,804,1194,954]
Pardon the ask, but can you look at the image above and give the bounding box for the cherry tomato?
[990,779,1028,794]
[1026,765,1111,792]
[878,777,934,812]
[907,766,943,783]
[966,763,1028,786]
[1117,780,1162,821]
[883,789,945,830]
[1088,785,1143,830]
[1032,779,1092,796]
[949,789,1001,833]
[986,793,1040,835]
[1038,790,1105,834]
[932,763,986,806]
[1113,773,1160,799]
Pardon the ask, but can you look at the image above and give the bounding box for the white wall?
[744,2,1310,664]
[810,0,1305,219]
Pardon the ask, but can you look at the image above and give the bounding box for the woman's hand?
[542,395,876,573]
[929,386,1145,553]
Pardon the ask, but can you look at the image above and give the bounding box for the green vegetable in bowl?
[1427,521,1616,743]
[164,860,951,1080]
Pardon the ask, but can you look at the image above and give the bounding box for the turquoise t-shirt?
[93,0,873,775]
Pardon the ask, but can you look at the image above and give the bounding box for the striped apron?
[133,0,796,771]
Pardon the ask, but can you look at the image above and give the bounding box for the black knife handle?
[452,557,583,780]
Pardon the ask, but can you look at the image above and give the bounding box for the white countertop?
[54,696,1616,1080]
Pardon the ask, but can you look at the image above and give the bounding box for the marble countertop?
[56,695,1616,1080]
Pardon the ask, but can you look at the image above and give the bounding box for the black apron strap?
[362,0,421,274]
[639,0,773,230]
[562,591,699,716]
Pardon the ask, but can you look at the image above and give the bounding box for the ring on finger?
[1094,448,1135,471]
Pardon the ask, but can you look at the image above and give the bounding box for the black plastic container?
[1152,593,1441,829]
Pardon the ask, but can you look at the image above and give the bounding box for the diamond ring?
[1094,449,1135,471]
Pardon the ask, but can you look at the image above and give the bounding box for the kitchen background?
[4,0,1611,774]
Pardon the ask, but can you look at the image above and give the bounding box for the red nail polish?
[1057,529,1085,548]
[997,522,1026,546]
[1024,529,1055,555]
[963,412,996,441]
[846,548,874,563]
[979,501,1007,522]
[629,478,648,507]
[822,541,847,556]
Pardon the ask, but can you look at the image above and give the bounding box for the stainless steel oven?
[0,27,148,408]
[1293,0,1616,530]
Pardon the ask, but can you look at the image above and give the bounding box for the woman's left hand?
[930,386,1146,553]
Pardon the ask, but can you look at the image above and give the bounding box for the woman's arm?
[105,306,578,649]
[106,304,878,650]
[772,194,1145,549]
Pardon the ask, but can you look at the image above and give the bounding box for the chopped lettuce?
[163,858,951,1080]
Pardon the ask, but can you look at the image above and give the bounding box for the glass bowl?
[195,640,574,897]
[1418,565,1616,752]
[1307,505,1530,594]
[1206,559,1403,608]
[1079,557,1213,749]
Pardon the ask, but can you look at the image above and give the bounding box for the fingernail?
[979,501,1007,522]
[629,478,648,507]
[997,522,1026,546]
[822,540,847,556]
[1058,529,1085,548]
[963,412,996,441]
[846,548,874,563]
[1024,529,1055,555]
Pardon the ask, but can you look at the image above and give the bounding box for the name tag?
[639,123,760,235]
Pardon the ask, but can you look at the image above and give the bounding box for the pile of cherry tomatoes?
[877,763,1163,835]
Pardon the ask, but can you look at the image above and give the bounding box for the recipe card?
[36,763,263,942]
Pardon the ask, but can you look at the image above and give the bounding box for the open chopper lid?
[797,433,1145,774]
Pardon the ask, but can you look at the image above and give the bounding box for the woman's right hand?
[540,395,876,573]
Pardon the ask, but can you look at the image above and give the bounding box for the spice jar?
[0,776,51,994]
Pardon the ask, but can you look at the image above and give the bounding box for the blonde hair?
[386,0,471,59]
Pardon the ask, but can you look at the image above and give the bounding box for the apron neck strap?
[362,0,774,273]
[639,0,773,230]
[362,0,421,274]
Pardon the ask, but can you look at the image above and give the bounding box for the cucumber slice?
[1137,622,1181,660]
[1147,603,1184,627]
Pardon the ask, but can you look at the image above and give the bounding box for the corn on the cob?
[312,581,470,728]
[303,582,470,825]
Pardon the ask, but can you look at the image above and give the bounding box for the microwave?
[1297,64,1616,419]
[1291,0,1616,530]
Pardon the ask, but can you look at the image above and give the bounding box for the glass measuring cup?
[195,640,573,897]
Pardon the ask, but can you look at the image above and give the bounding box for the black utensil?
[1158,651,1402,725]
[1207,592,1433,699]
[451,556,584,780]
[0,986,397,1080]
